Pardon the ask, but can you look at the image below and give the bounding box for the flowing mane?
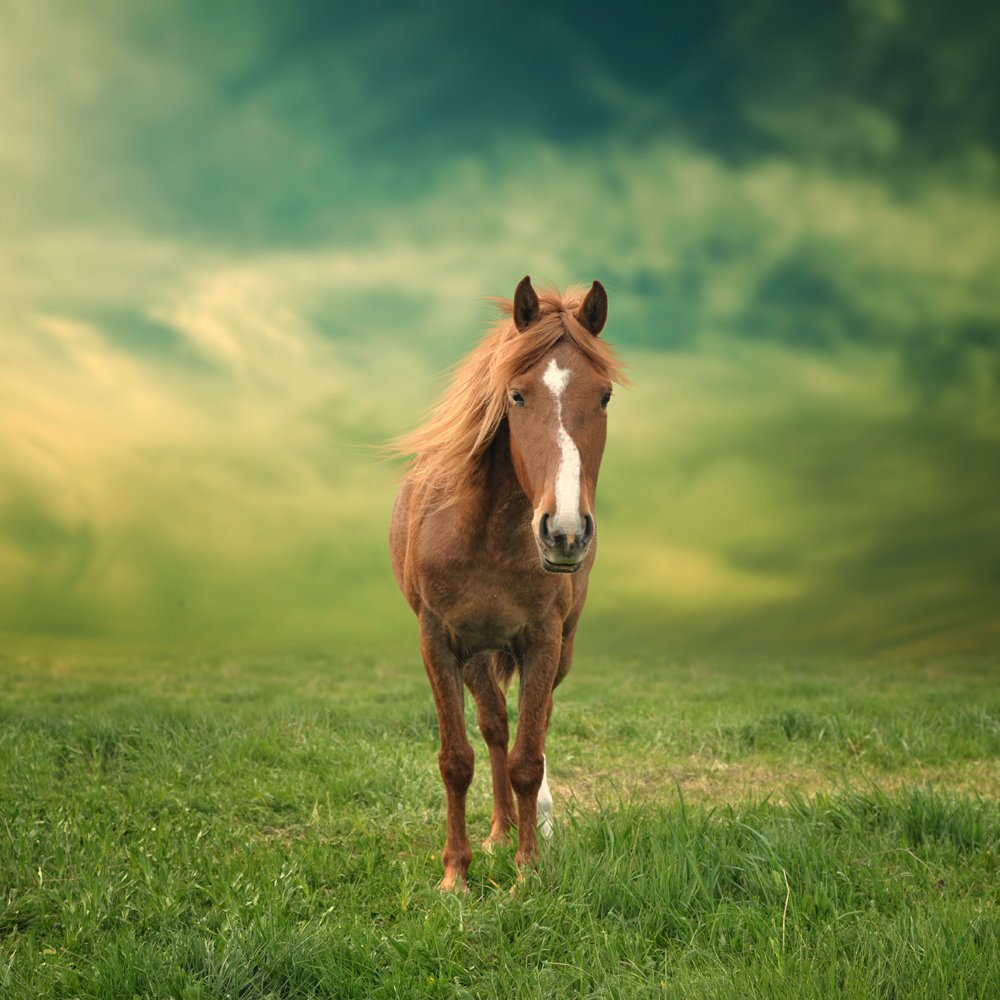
[393,285,626,505]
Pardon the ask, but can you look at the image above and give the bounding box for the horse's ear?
[513,275,540,332]
[576,280,608,336]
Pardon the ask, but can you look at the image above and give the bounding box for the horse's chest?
[422,559,563,652]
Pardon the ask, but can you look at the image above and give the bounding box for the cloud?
[1,1,997,653]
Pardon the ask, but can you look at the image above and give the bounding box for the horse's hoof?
[514,850,539,869]
[438,873,469,894]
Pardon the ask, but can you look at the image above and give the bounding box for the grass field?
[1,647,998,998]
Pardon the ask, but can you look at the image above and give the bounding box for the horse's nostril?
[581,514,594,546]
[539,512,555,546]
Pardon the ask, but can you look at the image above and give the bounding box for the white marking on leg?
[542,358,582,538]
[537,753,554,840]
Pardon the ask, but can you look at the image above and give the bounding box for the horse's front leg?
[419,612,474,892]
[465,652,516,849]
[536,627,578,841]
[508,623,562,868]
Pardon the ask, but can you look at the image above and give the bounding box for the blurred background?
[2,0,997,658]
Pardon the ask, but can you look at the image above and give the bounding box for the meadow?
[2,645,997,998]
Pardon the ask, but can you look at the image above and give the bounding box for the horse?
[390,276,624,891]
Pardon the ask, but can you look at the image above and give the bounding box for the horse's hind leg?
[420,613,474,892]
[465,652,516,849]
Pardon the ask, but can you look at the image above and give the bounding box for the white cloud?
[2,127,998,647]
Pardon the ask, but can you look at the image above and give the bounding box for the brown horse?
[390,276,624,890]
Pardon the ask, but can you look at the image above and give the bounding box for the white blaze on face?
[542,358,582,538]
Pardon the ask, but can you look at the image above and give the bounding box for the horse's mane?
[392,285,626,506]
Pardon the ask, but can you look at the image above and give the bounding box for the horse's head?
[506,276,611,574]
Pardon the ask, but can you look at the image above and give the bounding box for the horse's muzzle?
[537,512,594,573]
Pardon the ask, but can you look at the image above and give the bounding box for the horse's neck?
[463,425,532,533]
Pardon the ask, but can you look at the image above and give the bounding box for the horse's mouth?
[540,555,584,574]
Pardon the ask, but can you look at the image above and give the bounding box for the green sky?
[2,0,998,655]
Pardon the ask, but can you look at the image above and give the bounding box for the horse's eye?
[600,389,612,409]
[510,389,526,407]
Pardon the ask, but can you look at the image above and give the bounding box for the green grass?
[1,649,998,998]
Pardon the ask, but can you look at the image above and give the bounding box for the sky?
[2,0,998,656]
